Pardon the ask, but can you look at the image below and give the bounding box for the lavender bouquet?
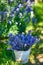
[8,32,39,51]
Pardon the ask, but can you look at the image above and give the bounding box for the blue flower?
[0,11,7,15]
[8,32,39,50]
[32,17,37,24]
[10,13,14,17]
[8,33,13,37]
[26,7,32,12]
[16,7,20,12]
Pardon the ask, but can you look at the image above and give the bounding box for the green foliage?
[0,1,43,65]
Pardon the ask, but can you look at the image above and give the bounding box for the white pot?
[14,48,31,63]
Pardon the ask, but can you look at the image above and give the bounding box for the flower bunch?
[8,32,39,51]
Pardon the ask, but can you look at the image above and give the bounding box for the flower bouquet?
[8,32,39,63]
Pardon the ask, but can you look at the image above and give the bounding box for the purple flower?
[8,32,39,51]
[26,7,32,12]
[18,4,22,8]
[16,7,20,11]
[0,11,7,15]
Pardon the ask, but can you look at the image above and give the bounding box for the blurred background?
[0,0,43,65]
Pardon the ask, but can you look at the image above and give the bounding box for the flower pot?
[14,48,31,64]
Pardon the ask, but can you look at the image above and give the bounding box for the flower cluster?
[0,0,35,24]
[8,32,39,51]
